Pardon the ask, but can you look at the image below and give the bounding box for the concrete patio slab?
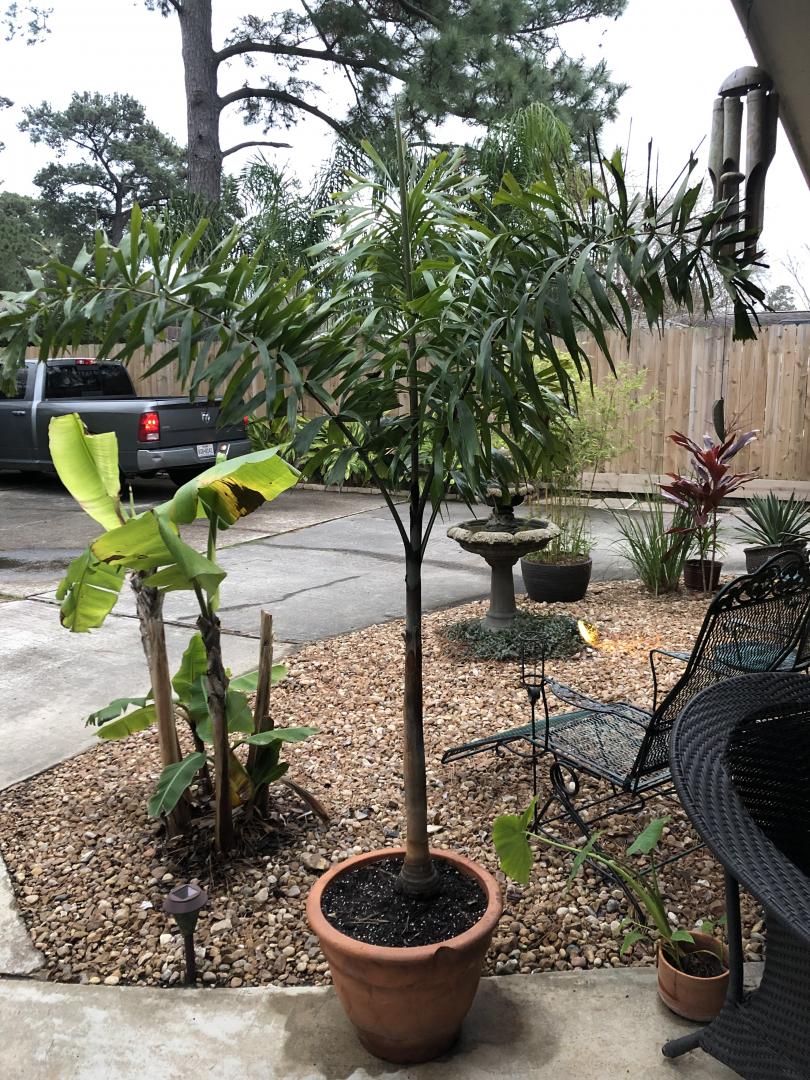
[0,600,273,789]
[0,859,43,975]
[0,968,737,1080]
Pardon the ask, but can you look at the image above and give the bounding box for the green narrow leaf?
[56,550,126,632]
[147,752,207,818]
[620,930,648,954]
[171,633,207,702]
[86,695,150,727]
[243,726,317,746]
[97,704,157,741]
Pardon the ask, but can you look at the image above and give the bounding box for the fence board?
[26,316,810,488]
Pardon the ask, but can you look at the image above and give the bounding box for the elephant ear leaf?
[168,448,300,526]
[49,413,123,531]
[56,549,126,632]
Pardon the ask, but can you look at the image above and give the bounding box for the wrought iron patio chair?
[442,552,810,848]
[662,671,810,1078]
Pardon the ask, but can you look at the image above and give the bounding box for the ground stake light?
[163,882,208,986]
[577,619,600,647]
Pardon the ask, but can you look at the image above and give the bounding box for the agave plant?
[660,429,758,591]
[734,491,810,548]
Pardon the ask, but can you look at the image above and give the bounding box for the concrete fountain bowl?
[447,492,559,631]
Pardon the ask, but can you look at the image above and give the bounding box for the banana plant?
[49,413,189,831]
[55,433,311,853]
[87,632,303,819]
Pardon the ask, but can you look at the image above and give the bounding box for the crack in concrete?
[213,573,365,614]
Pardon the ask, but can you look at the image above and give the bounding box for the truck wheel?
[167,467,205,488]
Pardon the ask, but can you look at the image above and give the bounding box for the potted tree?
[734,491,810,572]
[0,121,762,1062]
[493,809,729,1022]
[661,429,757,594]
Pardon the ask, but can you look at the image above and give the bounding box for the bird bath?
[447,492,559,631]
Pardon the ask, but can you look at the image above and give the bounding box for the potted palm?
[493,810,729,1022]
[661,429,757,594]
[0,118,762,1062]
[734,492,810,572]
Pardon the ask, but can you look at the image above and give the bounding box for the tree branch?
[222,139,292,159]
[303,380,411,550]
[215,39,400,79]
[218,86,352,141]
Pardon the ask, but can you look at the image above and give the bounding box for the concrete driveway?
[0,472,747,789]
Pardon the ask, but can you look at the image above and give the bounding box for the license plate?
[196,443,215,459]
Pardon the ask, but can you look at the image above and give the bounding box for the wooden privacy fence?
[27,312,810,494]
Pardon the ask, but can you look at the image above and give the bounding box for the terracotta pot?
[683,558,722,593]
[657,932,729,1022]
[521,556,592,602]
[306,847,503,1064]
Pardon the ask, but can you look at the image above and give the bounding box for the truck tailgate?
[151,401,245,449]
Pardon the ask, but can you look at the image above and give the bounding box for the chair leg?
[545,761,645,921]
[661,1030,703,1059]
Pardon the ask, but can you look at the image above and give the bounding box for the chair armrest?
[544,675,650,727]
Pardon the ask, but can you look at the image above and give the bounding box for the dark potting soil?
[680,950,725,979]
[321,857,487,947]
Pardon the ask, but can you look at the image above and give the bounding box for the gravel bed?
[0,581,765,988]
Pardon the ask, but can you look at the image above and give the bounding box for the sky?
[1,0,808,293]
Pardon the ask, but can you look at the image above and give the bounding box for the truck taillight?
[138,411,160,443]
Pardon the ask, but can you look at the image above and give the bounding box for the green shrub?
[446,611,582,661]
[611,496,691,594]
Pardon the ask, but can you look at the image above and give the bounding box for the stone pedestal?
[447,506,559,632]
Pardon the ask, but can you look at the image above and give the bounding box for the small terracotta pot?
[657,932,729,1022]
[683,559,723,593]
[306,847,503,1064]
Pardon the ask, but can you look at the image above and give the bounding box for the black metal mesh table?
[663,671,810,1078]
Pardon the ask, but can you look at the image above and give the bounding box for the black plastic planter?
[683,559,722,593]
[521,557,592,603]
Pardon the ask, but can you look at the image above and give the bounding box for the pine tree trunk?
[132,574,188,834]
[198,610,234,854]
[178,0,222,202]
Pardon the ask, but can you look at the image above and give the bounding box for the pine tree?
[144,0,627,201]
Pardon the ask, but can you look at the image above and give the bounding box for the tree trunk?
[398,548,439,896]
[247,610,275,816]
[198,610,234,853]
[178,0,222,202]
[132,573,188,834]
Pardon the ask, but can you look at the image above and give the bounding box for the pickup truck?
[0,357,251,486]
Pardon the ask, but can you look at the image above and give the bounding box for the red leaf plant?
[661,429,758,592]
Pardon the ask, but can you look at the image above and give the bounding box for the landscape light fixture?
[577,619,600,647]
[163,882,208,986]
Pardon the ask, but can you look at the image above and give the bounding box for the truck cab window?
[45,363,134,399]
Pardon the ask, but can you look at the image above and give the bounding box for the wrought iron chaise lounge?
[442,552,810,845]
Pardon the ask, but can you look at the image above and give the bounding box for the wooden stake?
[248,611,274,814]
